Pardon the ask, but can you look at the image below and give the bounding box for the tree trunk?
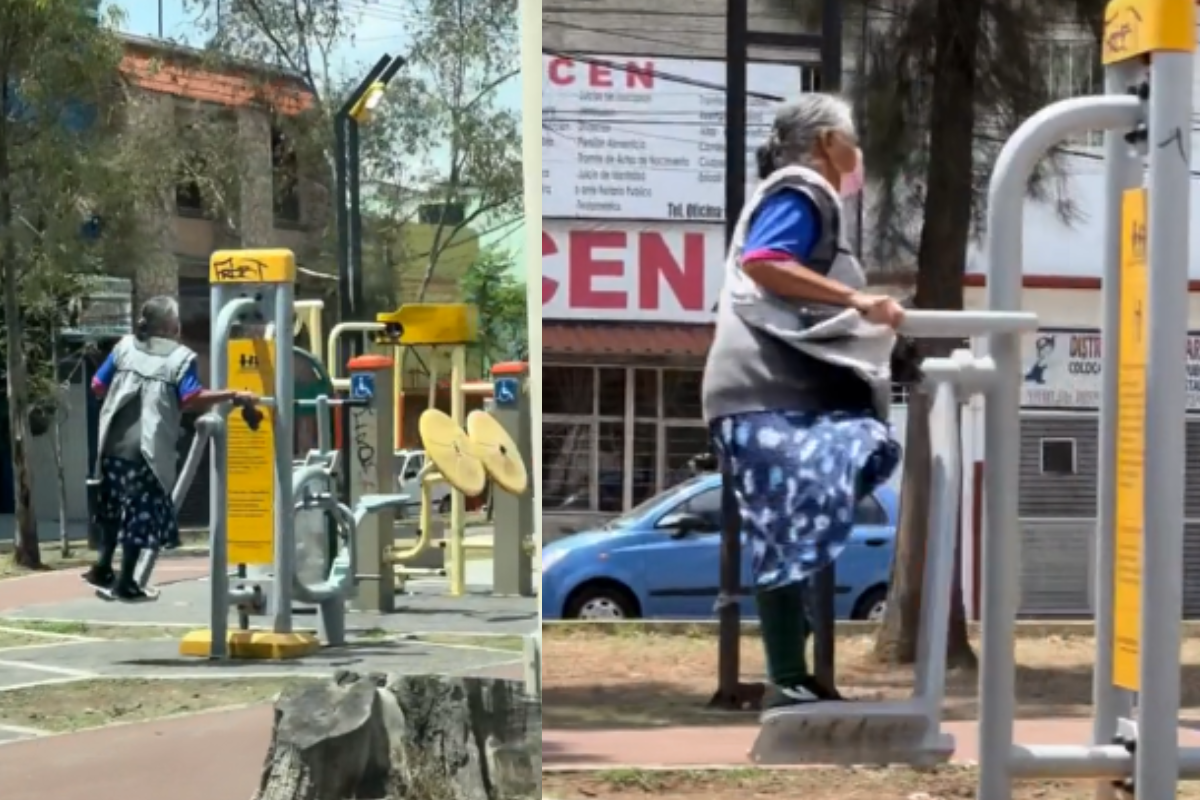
[873,0,984,667]
[254,672,539,800]
[874,386,932,663]
[875,376,977,669]
[51,330,71,558]
[0,133,40,569]
[5,279,38,569]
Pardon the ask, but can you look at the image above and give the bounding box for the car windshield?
[604,475,714,530]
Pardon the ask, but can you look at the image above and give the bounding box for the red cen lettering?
[589,63,613,88]
[569,231,627,309]
[637,232,705,311]
[549,57,656,89]
[547,57,575,85]
[542,231,560,304]
[625,61,655,89]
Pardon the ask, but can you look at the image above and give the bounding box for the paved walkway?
[0,562,208,613]
[544,719,1200,769]
[0,557,535,798]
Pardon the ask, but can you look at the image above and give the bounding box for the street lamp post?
[334,54,406,501]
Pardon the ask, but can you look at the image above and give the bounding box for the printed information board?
[226,338,276,565]
[1113,188,1148,691]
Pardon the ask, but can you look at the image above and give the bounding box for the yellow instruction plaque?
[225,339,276,565]
[1113,188,1148,691]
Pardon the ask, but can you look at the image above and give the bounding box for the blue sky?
[109,0,525,265]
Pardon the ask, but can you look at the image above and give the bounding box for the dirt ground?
[0,677,310,732]
[542,625,1200,729]
[543,768,1200,800]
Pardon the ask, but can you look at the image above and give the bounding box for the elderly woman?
[702,94,906,711]
[83,296,254,602]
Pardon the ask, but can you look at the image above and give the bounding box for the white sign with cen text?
[542,54,811,222]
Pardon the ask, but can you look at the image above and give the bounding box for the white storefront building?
[542,4,1200,618]
[542,52,815,539]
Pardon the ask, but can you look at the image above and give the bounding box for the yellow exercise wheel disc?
[418,409,487,497]
[466,410,529,495]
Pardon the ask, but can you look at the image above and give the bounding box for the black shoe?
[764,677,844,711]
[765,683,821,711]
[81,566,114,589]
[809,676,847,702]
[97,583,156,604]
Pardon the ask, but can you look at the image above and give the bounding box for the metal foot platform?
[749,700,955,766]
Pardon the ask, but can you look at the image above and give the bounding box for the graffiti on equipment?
[351,405,378,494]
[1021,328,1200,411]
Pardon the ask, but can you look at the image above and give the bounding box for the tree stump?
[253,671,540,800]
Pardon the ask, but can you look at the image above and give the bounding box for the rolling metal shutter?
[1014,416,1200,618]
[1018,520,1094,617]
[1017,414,1098,616]
[1018,414,1098,519]
[1184,522,1200,618]
[1185,422,1200,519]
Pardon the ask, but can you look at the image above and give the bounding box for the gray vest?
[95,335,197,492]
[702,167,894,422]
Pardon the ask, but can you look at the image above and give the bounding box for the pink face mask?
[839,148,864,199]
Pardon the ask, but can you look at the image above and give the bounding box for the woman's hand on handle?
[850,292,906,329]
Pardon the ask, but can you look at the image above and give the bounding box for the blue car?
[541,474,898,621]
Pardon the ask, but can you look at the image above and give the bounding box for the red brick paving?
[0,705,273,800]
[544,719,1200,769]
[0,563,208,613]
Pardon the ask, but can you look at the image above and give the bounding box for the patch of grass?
[0,677,315,733]
[0,619,191,641]
[416,634,527,653]
[0,631,58,650]
[0,551,92,580]
[0,619,93,636]
[544,768,1200,800]
[542,619,1156,640]
[353,629,528,653]
[357,627,393,641]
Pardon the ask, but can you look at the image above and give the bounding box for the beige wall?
[136,91,326,292]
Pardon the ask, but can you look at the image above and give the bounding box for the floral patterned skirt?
[711,410,902,591]
[95,455,180,551]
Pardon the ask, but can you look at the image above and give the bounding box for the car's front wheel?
[565,583,640,620]
[853,586,889,621]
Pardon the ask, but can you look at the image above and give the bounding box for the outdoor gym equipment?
[750,315,1038,767]
[129,399,263,596]
[176,248,412,660]
[417,406,530,575]
[753,2,1200,799]
[329,307,535,601]
[165,258,529,658]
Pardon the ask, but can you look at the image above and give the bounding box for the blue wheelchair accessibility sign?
[350,373,375,400]
[493,377,519,408]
